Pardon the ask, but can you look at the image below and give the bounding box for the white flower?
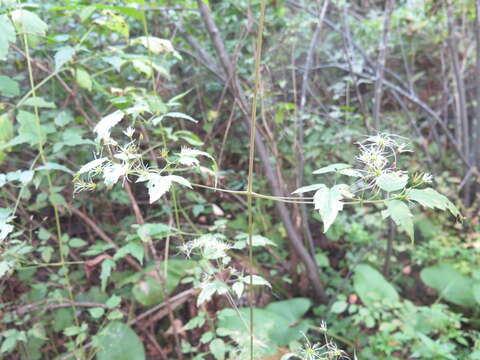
[123,126,135,138]
[422,173,433,183]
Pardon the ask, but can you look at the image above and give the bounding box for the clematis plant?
[293,134,461,241]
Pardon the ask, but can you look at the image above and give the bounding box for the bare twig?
[372,0,394,130]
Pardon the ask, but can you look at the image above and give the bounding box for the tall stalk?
[247,1,267,358]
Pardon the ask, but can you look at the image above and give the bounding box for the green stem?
[247,2,267,359]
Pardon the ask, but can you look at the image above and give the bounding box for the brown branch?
[372,0,394,130]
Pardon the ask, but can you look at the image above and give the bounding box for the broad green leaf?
[420,263,476,307]
[240,275,271,288]
[217,298,311,350]
[384,199,414,241]
[76,67,92,91]
[132,260,195,306]
[210,338,226,360]
[313,163,360,177]
[313,184,346,233]
[95,322,145,360]
[0,113,13,163]
[0,75,19,97]
[54,46,75,71]
[354,264,399,309]
[146,174,191,204]
[376,172,408,192]
[11,10,48,36]
[473,282,480,305]
[17,110,46,146]
[0,14,16,60]
[22,97,56,109]
[407,188,460,218]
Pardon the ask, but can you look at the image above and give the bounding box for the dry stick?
[372,0,394,130]
[123,183,184,360]
[312,62,471,167]
[475,1,480,180]
[196,0,328,303]
[297,0,329,264]
[447,0,471,205]
[340,6,369,122]
[68,206,142,271]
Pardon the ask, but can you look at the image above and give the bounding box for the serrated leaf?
[94,110,124,141]
[407,188,460,218]
[384,200,414,241]
[147,174,191,204]
[313,184,345,233]
[11,10,48,36]
[241,275,271,288]
[77,157,109,175]
[17,110,46,146]
[54,46,75,71]
[0,14,16,61]
[376,172,408,192]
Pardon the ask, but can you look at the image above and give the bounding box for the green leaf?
[16,110,46,146]
[54,46,75,71]
[22,97,56,108]
[313,163,360,177]
[406,188,460,218]
[0,75,19,97]
[313,184,346,233]
[164,112,197,123]
[0,14,16,60]
[420,263,476,307]
[76,68,92,91]
[88,307,105,319]
[210,338,226,360]
[473,283,480,305]
[354,264,399,309]
[11,10,48,36]
[384,199,414,241]
[376,172,408,192]
[292,183,325,194]
[94,322,145,360]
[100,259,115,292]
[330,300,348,314]
[36,162,74,175]
[132,260,195,306]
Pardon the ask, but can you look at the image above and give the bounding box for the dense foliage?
[1,0,480,359]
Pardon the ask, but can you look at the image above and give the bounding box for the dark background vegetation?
[1,0,480,359]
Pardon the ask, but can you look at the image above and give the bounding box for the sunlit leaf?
[384,199,414,241]
[376,172,408,192]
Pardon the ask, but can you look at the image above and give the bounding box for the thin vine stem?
[247,1,267,358]
[19,13,82,359]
